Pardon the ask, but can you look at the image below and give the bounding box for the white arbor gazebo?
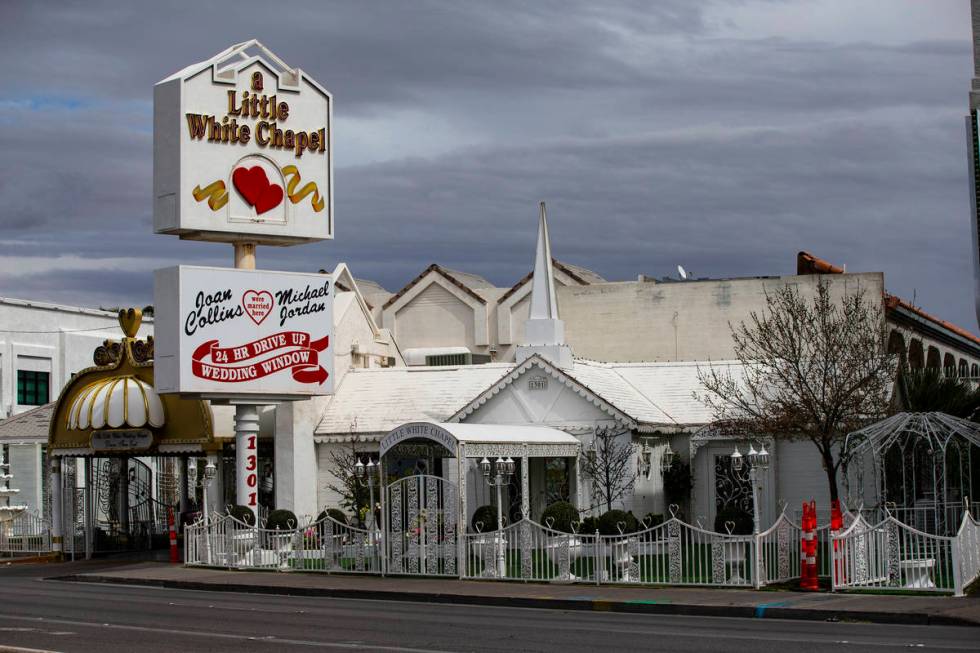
[377,422,580,576]
[843,412,980,534]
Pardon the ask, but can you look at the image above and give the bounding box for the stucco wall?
[560,272,885,363]
[0,300,153,418]
[394,284,477,350]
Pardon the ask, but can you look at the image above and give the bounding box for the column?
[118,457,129,534]
[274,400,319,520]
[456,446,467,579]
[207,454,225,516]
[179,457,190,517]
[573,455,583,512]
[83,458,94,560]
[234,404,261,519]
[50,457,62,556]
[521,445,530,520]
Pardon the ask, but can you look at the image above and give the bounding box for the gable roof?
[497,259,602,305]
[315,353,737,441]
[382,264,488,310]
[0,403,54,443]
[314,363,515,439]
[450,355,730,431]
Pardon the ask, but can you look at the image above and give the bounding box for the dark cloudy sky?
[1,0,977,331]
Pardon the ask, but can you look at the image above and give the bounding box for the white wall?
[0,299,152,418]
[393,284,476,350]
[561,273,885,363]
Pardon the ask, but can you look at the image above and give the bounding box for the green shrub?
[663,461,693,507]
[580,516,598,534]
[714,505,753,535]
[641,512,664,529]
[541,501,579,533]
[228,504,256,526]
[266,509,298,531]
[598,509,638,535]
[317,508,349,526]
[471,504,499,532]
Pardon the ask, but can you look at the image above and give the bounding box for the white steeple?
[517,202,573,369]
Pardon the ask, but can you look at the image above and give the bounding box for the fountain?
[0,449,28,521]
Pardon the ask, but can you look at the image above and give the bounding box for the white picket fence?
[0,510,52,556]
[185,508,852,590]
[185,513,382,573]
[831,510,980,596]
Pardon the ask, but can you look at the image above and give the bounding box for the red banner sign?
[192,331,329,385]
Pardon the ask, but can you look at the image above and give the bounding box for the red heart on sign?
[242,290,274,325]
[232,166,284,215]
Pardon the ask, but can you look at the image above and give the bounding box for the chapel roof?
[0,403,55,444]
[314,356,739,439]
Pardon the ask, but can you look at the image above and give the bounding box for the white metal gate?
[385,474,457,576]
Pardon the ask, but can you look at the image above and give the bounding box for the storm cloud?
[0,0,975,329]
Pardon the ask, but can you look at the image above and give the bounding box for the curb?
[50,574,979,628]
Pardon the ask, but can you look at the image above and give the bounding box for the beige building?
[365,249,980,374]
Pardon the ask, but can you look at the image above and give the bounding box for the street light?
[480,456,515,577]
[729,443,771,535]
[202,458,217,566]
[354,455,380,535]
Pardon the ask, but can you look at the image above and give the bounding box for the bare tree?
[580,425,637,513]
[323,437,370,525]
[696,279,895,502]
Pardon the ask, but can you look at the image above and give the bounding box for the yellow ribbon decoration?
[282,165,326,213]
[191,180,229,211]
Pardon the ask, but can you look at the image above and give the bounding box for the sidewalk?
[53,562,980,627]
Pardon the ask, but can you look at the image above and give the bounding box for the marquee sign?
[153,41,332,245]
[380,423,458,459]
[154,266,333,397]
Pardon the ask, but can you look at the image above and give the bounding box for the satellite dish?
[677,265,688,280]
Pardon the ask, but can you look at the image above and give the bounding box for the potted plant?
[598,509,639,582]
[714,505,753,583]
[470,505,506,577]
[541,501,586,581]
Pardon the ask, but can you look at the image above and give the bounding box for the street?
[0,563,976,652]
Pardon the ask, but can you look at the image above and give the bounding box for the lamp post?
[731,442,770,587]
[480,456,515,577]
[730,443,770,536]
[202,458,217,565]
[354,456,379,536]
[638,439,674,479]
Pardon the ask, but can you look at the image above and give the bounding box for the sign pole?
[153,40,335,529]
[235,242,260,521]
[234,403,261,519]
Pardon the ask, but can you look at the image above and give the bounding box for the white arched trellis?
[843,412,980,534]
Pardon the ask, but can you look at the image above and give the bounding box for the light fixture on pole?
[661,442,675,473]
[638,439,652,479]
[202,458,217,566]
[730,443,771,533]
[480,455,515,577]
[354,455,379,534]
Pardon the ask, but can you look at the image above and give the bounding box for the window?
[17,370,49,406]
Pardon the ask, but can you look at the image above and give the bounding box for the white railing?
[0,510,52,556]
[955,512,980,592]
[830,510,980,596]
[185,513,381,573]
[183,507,980,595]
[466,517,759,587]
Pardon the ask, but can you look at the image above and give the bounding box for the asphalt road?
[0,562,977,652]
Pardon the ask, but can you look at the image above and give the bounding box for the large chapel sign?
[153,41,332,244]
[154,266,333,396]
[153,41,335,517]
